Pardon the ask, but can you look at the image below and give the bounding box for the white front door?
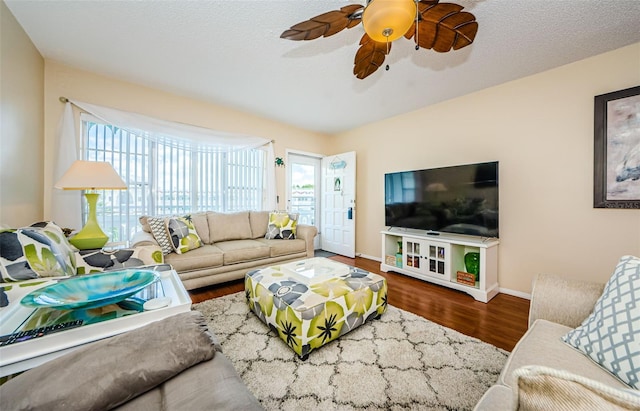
[321,151,356,258]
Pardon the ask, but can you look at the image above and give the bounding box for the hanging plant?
[275,157,285,167]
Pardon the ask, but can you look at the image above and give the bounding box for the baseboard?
[357,253,380,262]
[498,287,531,300]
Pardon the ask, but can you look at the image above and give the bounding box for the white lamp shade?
[363,0,417,42]
[55,160,127,190]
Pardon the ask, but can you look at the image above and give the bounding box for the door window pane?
[290,163,315,225]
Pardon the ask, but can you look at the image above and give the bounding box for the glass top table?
[279,257,352,284]
[0,269,191,377]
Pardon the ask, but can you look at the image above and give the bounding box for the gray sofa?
[0,311,263,411]
[132,211,318,290]
[474,271,640,410]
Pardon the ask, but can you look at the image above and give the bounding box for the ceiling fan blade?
[353,34,390,80]
[420,2,464,21]
[281,4,364,41]
[404,0,439,40]
[439,12,478,50]
[413,2,478,52]
[404,21,416,40]
[418,0,441,10]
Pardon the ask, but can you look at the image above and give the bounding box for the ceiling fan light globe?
[362,0,416,42]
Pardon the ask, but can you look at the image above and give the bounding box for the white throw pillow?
[563,255,640,389]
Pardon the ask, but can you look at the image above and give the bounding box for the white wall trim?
[357,253,379,261]
[285,148,323,159]
[498,287,531,300]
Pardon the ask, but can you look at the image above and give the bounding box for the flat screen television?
[384,161,499,238]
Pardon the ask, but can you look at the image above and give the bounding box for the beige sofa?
[475,270,640,410]
[132,210,317,290]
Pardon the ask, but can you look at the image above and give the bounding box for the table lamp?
[55,160,127,250]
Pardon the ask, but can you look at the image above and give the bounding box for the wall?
[42,61,331,220]
[331,43,640,295]
[0,2,44,226]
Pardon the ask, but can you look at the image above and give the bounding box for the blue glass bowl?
[20,270,159,310]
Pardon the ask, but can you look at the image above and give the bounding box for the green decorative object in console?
[464,252,480,281]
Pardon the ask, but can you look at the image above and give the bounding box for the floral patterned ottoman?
[245,257,387,360]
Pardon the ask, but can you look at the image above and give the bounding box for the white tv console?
[380,228,499,303]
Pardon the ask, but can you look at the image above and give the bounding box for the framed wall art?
[593,85,640,209]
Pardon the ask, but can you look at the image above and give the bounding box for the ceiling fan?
[281,0,478,79]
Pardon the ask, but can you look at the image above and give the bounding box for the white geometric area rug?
[193,292,507,411]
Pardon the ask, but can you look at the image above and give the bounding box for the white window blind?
[81,115,265,243]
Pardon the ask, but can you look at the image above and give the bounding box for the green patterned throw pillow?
[75,246,164,274]
[166,215,202,254]
[265,211,299,240]
[0,222,76,282]
[563,255,640,389]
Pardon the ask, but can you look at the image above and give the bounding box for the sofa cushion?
[473,385,513,411]
[257,238,306,257]
[139,215,152,233]
[190,212,210,244]
[528,273,605,328]
[215,240,270,265]
[500,319,628,390]
[166,216,203,254]
[0,311,216,411]
[114,348,263,411]
[147,216,173,255]
[563,255,640,389]
[249,210,269,239]
[162,348,264,410]
[0,222,76,282]
[265,211,298,240]
[207,211,252,243]
[512,365,640,410]
[165,244,224,272]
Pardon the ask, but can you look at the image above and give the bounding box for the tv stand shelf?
[380,228,499,303]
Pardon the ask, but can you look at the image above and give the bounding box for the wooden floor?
[189,256,530,352]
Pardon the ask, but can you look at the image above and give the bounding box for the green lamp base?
[69,234,108,250]
[69,192,109,250]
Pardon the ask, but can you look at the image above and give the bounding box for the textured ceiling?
[6,0,640,134]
